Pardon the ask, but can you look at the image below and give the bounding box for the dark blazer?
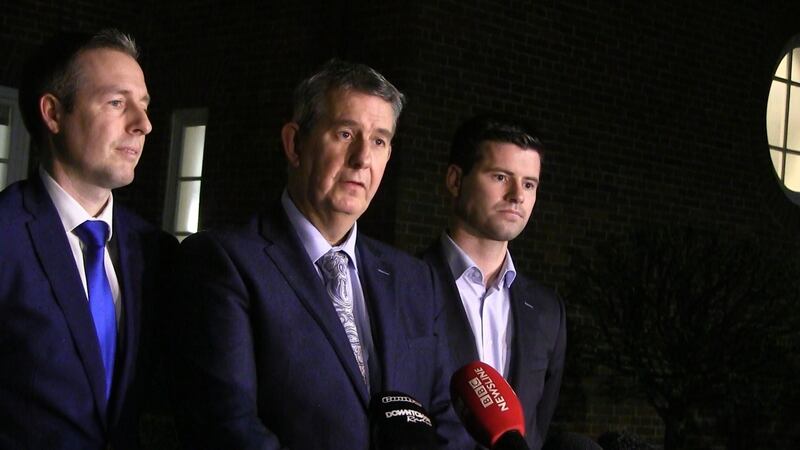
[421,239,566,450]
[0,175,176,449]
[172,207,471,450]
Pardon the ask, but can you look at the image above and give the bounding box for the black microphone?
[450,361,530,450]
[369,391,438,450]
[493,431,530,450]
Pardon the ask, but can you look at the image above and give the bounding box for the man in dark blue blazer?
[420,114,567,450]
[0,30,176,449]
[173,60,470,449]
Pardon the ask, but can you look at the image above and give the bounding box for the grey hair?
[291,59,405,135]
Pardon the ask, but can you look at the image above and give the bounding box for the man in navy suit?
[421,114,567,450]
[173,60,470,449]
[0,30,175,448]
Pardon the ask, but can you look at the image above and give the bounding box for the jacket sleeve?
[427,263,476,450]
[534,293,567,449]
[171,232,286,450]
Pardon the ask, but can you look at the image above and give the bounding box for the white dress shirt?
[39,166,121,324]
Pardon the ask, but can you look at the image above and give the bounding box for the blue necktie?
[74,220,117,399]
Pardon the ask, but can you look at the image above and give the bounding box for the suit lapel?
[23,178,109,424]
[507,277,538,392]
[107,213,142,427]
[424,241,479,367]
[355,238,397,395]
[259,211,370,406]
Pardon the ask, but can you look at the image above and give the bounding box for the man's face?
[450,141,541,242]
[289,88,395,227]
[50,48,151,191]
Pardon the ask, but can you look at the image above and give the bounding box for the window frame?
[163,108,208,240]
[767,35,800,205]
[0,86,31,190]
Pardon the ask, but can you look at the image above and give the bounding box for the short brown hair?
[19,29,140,145]
[449,113,544,175]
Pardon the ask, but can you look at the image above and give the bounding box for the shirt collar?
[281,189,358,269]
[440,231,516,289]
[39,166,114,241]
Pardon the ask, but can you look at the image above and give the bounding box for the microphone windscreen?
[369,391,438,450]
[450,361,526,448]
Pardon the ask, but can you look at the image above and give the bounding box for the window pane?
[784,153,800,192]
[180,125,206,177]
[0,104,10,126]
[0,124,10,159]
[776,53,789,79]
[0,163,7,189]
[770,149,784,179]
[175,180,201,233]
[788,85,800,150]
[793,48,800,82]
[766,81,787,147]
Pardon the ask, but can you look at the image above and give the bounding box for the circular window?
[767,36,800,204]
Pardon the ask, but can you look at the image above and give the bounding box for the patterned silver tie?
[318,251,368,386]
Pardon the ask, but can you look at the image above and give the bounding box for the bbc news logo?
[468,367,509,411]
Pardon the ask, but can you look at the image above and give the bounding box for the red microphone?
[450,361,529,450]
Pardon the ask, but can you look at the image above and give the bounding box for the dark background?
[3,1,799,447]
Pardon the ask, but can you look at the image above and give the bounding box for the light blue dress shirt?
[440,232,516,377]
[281,190,376,385]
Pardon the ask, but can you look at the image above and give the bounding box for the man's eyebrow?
[331,119,394,138]
[489,167,540,182]
[375,127,394,138]
[97,86,150,104]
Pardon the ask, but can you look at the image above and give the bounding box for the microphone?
[450,361,529,450]
[369,391,438,450]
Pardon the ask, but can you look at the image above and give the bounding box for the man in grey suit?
[421,113,566,450]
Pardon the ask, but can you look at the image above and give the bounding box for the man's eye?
[524,182,537,190]
[339,131,352,139]
[109,100,124,108]
[374,138,386,147]
[494,174,507,182]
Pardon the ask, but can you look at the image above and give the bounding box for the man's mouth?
[116,146,141,158]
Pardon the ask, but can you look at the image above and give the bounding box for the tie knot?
[75,220,110,248]
[319,250,348,280]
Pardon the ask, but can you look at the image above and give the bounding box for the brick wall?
[3,1,799,447]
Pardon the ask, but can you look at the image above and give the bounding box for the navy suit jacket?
[0,176,176,449]
[172,207,471,450]
[421,239,566,450]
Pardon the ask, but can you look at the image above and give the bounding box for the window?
[164,109,208,241]
[766,37,800,204]
[0,86,30,190]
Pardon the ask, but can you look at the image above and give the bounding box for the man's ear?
[281,122,302,168]
[445,164,463,198]
[40,94,62,135]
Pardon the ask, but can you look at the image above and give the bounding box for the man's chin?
[330,196,370,218]
[102,172,136,190]
[485,224,526,242]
